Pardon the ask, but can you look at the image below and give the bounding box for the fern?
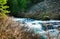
[0,0,10,18]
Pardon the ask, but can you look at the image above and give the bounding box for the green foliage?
[0,0,10,18]
[8,0,20,16]
[20,0,27,11]
[8,0,28,15]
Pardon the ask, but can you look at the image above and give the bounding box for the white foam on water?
[13,18,60,38]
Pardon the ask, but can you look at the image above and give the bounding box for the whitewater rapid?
[13,18,60,39]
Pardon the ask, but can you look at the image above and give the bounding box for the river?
[13,18,60,39]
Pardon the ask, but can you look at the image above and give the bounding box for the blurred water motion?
[13,18,60,39]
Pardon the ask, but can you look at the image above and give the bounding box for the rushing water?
[13,18,60,39]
